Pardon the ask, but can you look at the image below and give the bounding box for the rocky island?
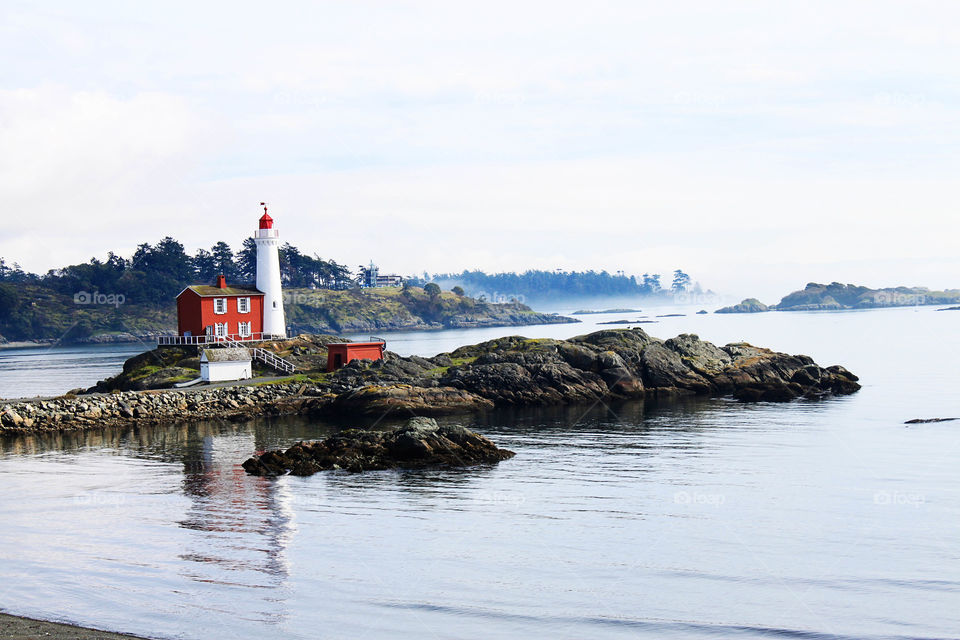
[1,328,860,435]
[242,417,515,476]
[715,282,960,313]
[715,298,770,314]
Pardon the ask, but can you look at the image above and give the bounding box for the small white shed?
[200,348,252,383]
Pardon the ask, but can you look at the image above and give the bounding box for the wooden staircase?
[217,338,297,375]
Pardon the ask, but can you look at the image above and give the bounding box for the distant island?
[716,283,960,313]
[572,308,642,315]
[716,298,770,314]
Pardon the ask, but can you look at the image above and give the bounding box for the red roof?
[259,213,274,229]
[178,284,263,298]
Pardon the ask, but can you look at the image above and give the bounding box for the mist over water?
[0,306,958,638]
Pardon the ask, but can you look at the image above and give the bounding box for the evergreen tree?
[211,241,237,281]
[131,237,193,284]
[237,238,258,283]
[642,273,662,292]
[193,249,217,283]
[671,269,691,292]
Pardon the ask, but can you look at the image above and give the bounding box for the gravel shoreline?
[0,613,147,639]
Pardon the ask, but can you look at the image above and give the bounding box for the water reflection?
[0,390,954,640]
[177,431,295,581]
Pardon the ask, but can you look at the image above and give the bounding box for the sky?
[1,0,958,301]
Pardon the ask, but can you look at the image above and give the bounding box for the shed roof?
[179,284,263,298]
[327,341,386,349]
[201,348,252,362]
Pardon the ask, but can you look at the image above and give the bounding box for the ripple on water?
[1,308,959,638]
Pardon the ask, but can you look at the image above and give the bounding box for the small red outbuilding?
[327,342,386,372]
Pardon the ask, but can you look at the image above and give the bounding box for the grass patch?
[128,365,162,381]
[253,372,331,386]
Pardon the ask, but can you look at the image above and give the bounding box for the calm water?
[1,307,959,638]
[0,343,146,399]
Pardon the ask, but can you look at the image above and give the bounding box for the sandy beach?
[0,613,146,639]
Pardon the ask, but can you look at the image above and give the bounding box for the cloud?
[0,87,214,264]
[0,1,958,297]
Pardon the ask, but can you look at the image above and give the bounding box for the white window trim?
[238,321,251,338]
[213,298,227,315]
[214,322,228,337]
[237,297,250,314]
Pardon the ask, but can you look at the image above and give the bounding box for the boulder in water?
[242,417,515,476]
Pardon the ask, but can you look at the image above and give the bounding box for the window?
[238,297,250,313]
[214,298,227,314]
[238,322,251,338]
[214,322,227,338]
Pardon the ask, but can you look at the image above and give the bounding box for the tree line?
[411,268,695,301]
[0,238,354,304]
[0,244,696,308]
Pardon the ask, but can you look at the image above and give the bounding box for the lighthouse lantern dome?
[259,213,274,229]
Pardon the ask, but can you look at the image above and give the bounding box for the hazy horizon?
[2,1,959,301]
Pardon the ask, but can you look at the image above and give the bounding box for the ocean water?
[0,342,146,399]
[0,307,958,639]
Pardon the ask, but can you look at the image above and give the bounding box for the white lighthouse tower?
[255,204,286,338]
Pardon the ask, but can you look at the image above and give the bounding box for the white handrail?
[158,332,285,346]
[158,333,296,374]
[216,337,296,374]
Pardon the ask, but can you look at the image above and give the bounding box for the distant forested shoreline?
[0,238,697,343]
[410,269,698,303]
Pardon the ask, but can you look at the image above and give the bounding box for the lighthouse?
[255,205,286,338]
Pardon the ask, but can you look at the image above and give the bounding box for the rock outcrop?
[715,298,771,314]
[242,417,515,476]
[776,282,960,311]
[2,328,861,435]
[427,329,859,405]
[0,383,318,434]
[329,385,494,416]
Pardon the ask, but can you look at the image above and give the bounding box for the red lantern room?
[259,213,273,229]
